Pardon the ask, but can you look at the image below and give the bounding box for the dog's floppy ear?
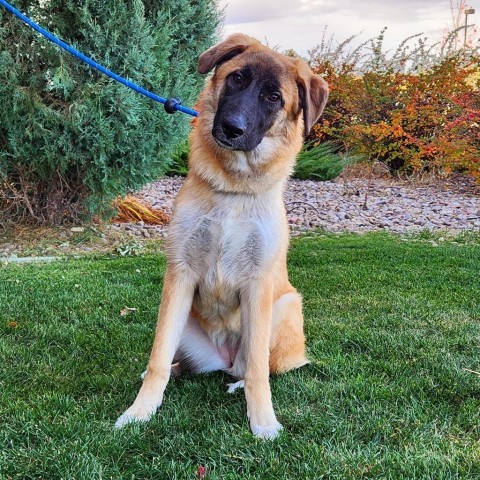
[296,62,329,134]
[198,34,259,74]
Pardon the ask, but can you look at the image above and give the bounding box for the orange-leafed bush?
[311,56,480,180]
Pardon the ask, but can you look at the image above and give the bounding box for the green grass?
[1,233,479,479]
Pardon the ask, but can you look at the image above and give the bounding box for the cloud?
[219,0,454,53]
[221,0,452,24]
[220,0,339,24]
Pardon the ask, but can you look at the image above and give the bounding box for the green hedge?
[0,0,220,224]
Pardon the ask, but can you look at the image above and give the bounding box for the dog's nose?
[222,116,246,139]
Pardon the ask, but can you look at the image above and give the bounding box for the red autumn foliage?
[310,55,480,180]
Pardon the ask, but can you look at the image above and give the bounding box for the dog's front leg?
[115,267,195,428]
[242,279,283,439]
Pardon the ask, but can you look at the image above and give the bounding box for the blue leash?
[0,0,199,117]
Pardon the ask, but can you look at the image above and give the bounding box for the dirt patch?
[0,224,165,259]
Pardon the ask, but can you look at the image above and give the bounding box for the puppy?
[115,34,329,439]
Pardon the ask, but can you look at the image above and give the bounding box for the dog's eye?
[231,73,243,85]
[267,92,281,103]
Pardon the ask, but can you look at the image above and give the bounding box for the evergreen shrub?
[293,141,362,181]
[0,0,220,223]
[166,140,189,176]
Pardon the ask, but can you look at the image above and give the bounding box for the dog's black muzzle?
[212,82,270,152]
[212,109,261,151]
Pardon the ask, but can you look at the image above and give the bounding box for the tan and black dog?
[115,34,329,439]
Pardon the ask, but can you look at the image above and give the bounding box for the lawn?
[1,232,480,479]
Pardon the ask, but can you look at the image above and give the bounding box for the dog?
[115,33,329,439]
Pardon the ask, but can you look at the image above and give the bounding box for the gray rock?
[102,176,479,238]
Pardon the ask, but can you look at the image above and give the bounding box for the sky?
[218,0,478,55]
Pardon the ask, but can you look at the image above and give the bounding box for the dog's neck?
[188,129,301,196]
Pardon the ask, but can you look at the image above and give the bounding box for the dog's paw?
[114,411,151,429]
[250,420,283,440]
[114,402,159,429]
[226,380,245,393]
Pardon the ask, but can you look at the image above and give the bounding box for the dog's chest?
[195,216,262,324]
[184,208,271,284]
[170,193,283,323]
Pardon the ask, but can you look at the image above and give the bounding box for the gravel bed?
[109,176,480,237]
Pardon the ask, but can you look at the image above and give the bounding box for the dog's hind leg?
[269,290,309,374]
[137,314,230,384]
[226,379,245,393]
[174,316,231,374]
[142,315,234,381]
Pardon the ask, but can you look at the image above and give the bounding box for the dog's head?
[197,34,329,152]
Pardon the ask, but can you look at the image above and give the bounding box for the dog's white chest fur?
[169,182,285,331]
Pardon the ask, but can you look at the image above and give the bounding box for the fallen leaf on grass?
[120,307,137,317]
[197,466,206,479]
